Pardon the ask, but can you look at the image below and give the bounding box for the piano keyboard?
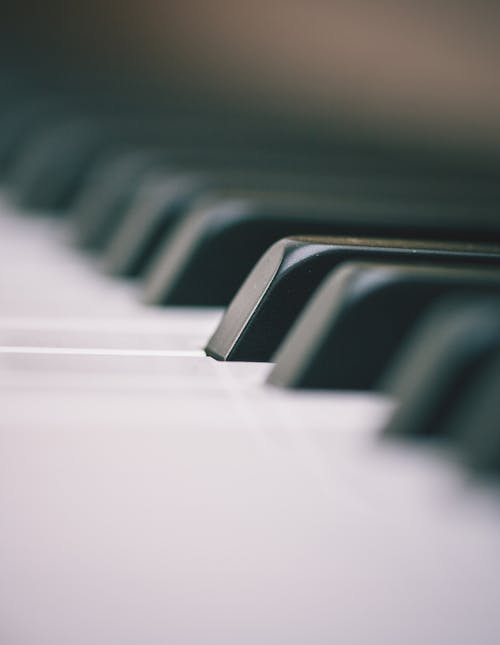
[2,77,500,645]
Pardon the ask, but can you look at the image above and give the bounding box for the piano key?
[4,160,500,645]
[206,236,500,362]
[71,146,171,246]
[453,351,500,473]
[104,168,500,280]
[0,195,223,326]
[11,109,379,214]
[142,192,500,307]
[7,117,113,211]
[268,262,500,391]
[4,115,187,211]
[0,314,221,352]
[102,171,207,275]
[73,157,352,252]
[5,114,179,211]
[380,295,500,438]
[0,95,71,175]
[3,72,500,645]
[73,142,469,255]
[95,170,409,257]
[0,92,139,182]
[4,344,500,645]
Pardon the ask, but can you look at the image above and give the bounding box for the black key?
[6,116,193,212]
[380,295,500,438]
[7,115,176,212]
[141,194,500,307]
[104,170,500,280]
[74,148,373,251]
[206,236,500,362]
[267,262,500,391]
[0,96,69,176]
[453,350,500,473]
[78,145,459,255]
[101,171,212,274]
[102,173,412,276]
[71,147,170,246]
[8,117,110,211]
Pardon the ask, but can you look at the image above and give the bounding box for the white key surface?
[1,197,500,645]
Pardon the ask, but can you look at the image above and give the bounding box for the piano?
[2,5,500,644]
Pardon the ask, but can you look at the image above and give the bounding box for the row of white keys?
[1,197,500,645]
[0,197,222,351]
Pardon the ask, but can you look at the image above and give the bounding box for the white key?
[2,196,500,645]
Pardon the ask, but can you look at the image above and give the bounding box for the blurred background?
[2,1,500,151]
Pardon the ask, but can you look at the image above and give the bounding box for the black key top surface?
[142,193,500,307]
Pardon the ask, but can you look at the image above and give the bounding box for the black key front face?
[102,173,211,276]
[8,119,108,211]
[0,96,72,175]
[267,262,500,391]
[72,148,170,248]
[142,196,386,307]
[453,352,500,473]
[206,236,500,362]
[380,295,500,439]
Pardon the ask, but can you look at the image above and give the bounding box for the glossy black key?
[268,262,500,391]
[453,350,500,473]
[141,193,500,307]
[6,115,178,211]
[8,117,110,211]
[0,96,70,176]
[71,147,170,246]
[104,170,500,279]
[73,144,383,252]
[101,172,204,275]
[380,295,500,438]
[78,144,465,255]
[206,236,500,362]
[6,116,216,212]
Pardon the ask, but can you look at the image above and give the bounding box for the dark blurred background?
[2,1,500,150]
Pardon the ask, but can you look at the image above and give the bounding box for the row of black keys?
[2,84,500,474]
[208,237,500,476]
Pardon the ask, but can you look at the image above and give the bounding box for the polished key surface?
[207,235,500,362]
[268,261,500,391]
[142,192,500,307]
